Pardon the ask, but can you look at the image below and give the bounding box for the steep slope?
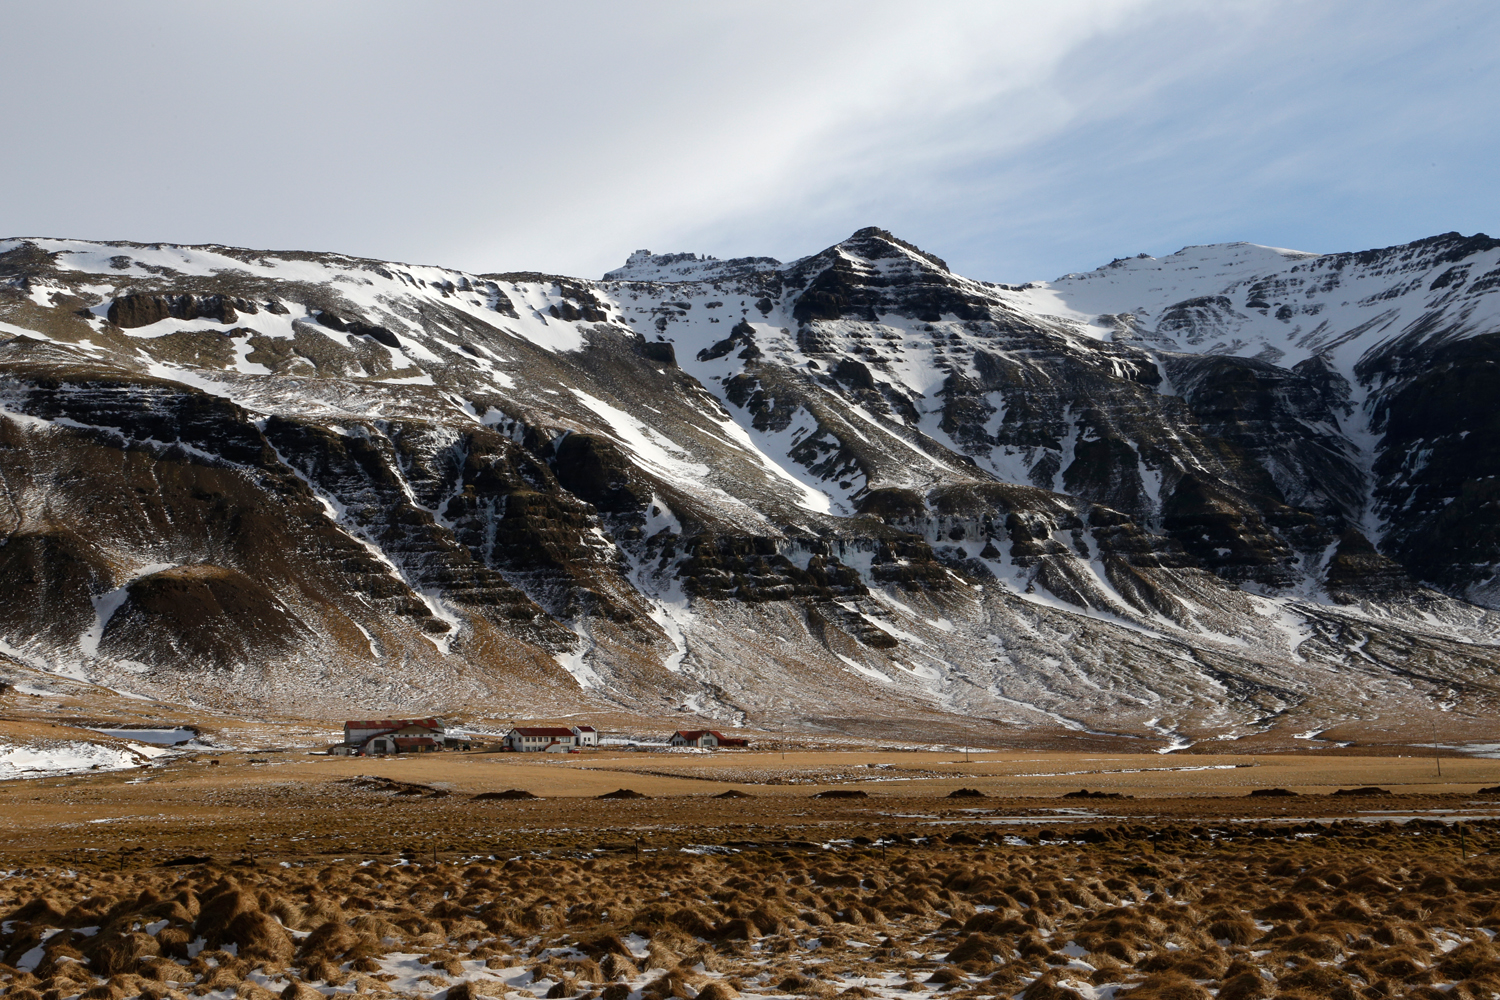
[2,229,1498,742]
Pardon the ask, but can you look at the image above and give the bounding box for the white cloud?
[0,0,1495,281]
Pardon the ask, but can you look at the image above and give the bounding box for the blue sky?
[2,1,1496,282]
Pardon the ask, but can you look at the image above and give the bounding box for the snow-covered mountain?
[2,227,1499,742]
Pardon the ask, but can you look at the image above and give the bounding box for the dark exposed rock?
[107,293,239,328]
[553,433,650,514]
[637,340,676,366]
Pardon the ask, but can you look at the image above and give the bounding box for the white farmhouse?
[503,726,578,752]
[340,718,448,755]
[668,729,749,748]
[571,725,599,747]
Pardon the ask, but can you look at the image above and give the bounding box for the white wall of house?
[504,730,577,752]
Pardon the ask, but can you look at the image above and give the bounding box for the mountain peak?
[834,227,951,273]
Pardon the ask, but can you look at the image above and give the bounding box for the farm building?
[668,729,749,748]
[571,725,599,747]
[337,718,471,755]
[503,726,579,752]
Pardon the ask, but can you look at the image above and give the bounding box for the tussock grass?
[5,821,1500,1000]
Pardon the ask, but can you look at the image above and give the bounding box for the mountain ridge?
[2,227,1499,745]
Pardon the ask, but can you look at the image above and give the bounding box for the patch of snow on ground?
[0,738,166,780]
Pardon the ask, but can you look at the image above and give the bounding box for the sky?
[2,0,1497,283]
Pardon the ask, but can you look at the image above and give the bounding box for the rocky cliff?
[2,229,1499,741]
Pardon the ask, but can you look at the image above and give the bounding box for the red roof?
[511,727,576,738]
[345,718,441,730]
[573,725,598,732]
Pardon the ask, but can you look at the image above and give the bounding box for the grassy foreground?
[3,751,1500,1000]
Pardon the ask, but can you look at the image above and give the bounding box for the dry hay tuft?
[1253,897,1311,923]
[577,933,636,960]
[1020,972,1086,1000]
[1276,932,1342,960]
[1206,916,1258,946]
[7,895,71,925]
[194,888,260,943]
[298,921,381,965]
[599,952,640,981]
[1116,973,1212,1000]
[85,931,162,976]
[1275,964,1355,996]
[1215,972,1273,1000]
[945,932,1009,965]
[226,912,295,966]
[445,980,507,1000]
[1441,940,1500,979]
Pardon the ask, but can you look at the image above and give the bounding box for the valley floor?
[4,748,1500,1000]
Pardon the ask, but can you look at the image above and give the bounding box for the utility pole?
[1431,719,1443,778]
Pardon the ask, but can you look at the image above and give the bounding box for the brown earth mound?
[597,788,648,799]
[1063,789,1127,799]
[98,564,309,669]
[813,790,868,799]
[1332,786,1392,796]
[337,777,448,798]
[1247,788,1298,797]
[947,788,985,798]
[712,790,753,799]
[472,790,538,800]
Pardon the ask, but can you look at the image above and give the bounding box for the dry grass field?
[5,745,1500,1000]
